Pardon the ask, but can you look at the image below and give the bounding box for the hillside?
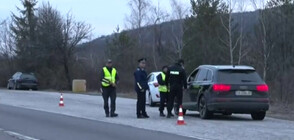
[77,10,259,60]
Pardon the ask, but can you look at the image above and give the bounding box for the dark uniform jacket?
[166,63,187,89]
[134,67,148,92]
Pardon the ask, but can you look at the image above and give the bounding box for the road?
[0,89,294,140]
[0,104,196,140]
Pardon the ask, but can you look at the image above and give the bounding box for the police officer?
[156,66,169,117]
[100,59,119,117]
[166,59,187,118]
[134,58,149,119]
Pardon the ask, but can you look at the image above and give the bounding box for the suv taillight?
[213,84,231,92]
[256,84,268,92]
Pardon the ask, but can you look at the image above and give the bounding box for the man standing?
[101,59,119,117]
[166,59,187,118]
[134,58,149,119]
[157,66,169,117]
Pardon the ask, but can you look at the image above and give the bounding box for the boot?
[167,113,174,118]
[110,113,118,117]
[142,113,149,118]
[160,112,166,117]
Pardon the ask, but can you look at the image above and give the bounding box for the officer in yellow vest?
[100,59,119,117]
[156,66,169,117]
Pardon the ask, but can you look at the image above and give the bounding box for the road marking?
[0,128,39,140]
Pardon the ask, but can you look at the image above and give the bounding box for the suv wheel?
[251,112,266,120]
[199,95,212,119]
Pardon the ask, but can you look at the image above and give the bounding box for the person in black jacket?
[100,59,119,117]
[166,59,187,118]
[134,58,149,119]
[156,66,169,117]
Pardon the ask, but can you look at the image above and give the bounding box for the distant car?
[182,65,269,120]
[7,72,38,90]
[146,72,161,106]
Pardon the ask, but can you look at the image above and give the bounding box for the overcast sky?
[0,0,258,38]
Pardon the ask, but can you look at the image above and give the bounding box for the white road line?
[0,128,39,140]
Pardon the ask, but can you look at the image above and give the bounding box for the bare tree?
[220,0,241,65]
[251,0,274,81]
[170,0,189,60]
[125,0,151,47]
[0,19,15,71]
[50,13,92,90]
[237,0,250,65]
[149,1,169,70]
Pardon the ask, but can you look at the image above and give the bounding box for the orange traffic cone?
[177,105,186,125]
[59,93,64,107]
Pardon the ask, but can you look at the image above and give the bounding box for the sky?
[0,0,258,38]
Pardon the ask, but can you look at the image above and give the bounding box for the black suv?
[7,72,38,90]
[182,65,269,120]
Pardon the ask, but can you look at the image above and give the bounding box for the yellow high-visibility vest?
[102,67,116,87]
[158,72,168,92]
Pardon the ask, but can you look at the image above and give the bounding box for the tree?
[220,0,243,65]
[37,3,91,90]
[250,0,275,81]
[236,0,249,65]
[105,27,137,91]
[169,0,189,60]
[0,19,16,86]
[125,0,151,47]
[149,1,169,70]
[266,0,294,104]
[58,13,92,89]
[183,0,228,72]
[35,2,64,88]
[10,0,38,72]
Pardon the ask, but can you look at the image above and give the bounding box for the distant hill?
[77,10,259,62]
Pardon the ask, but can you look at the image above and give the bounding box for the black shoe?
[142,114,149,118]
[167,113,174,118]
[110,113,118,117]
[170,113,175,117]
[106,114,110,117]
[160,112,166,117]
[137,115,144,119]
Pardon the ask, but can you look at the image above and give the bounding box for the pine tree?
[183,0,228,72]
[10,0,38,72]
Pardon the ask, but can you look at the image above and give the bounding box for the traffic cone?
[177,105,186,125]
[59,93,64,107]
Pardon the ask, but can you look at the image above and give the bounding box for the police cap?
[138,58,147,63]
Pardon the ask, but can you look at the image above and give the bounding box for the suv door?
[183,69,201,110]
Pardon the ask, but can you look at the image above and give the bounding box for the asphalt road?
[1,89,294,140]
[0,104,197,140]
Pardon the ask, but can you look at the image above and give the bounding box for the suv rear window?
[21,74,36,80]
[217,70,263,84]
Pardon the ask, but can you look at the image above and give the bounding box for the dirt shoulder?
[267,104,294,121]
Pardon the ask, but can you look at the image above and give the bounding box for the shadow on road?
[185,113,253,121]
